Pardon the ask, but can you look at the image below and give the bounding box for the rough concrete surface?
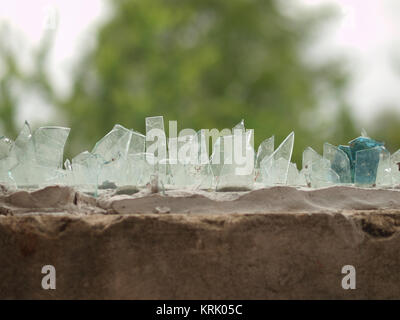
[1,185,400,299]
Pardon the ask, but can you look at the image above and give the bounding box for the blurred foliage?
[0,0,361,165]
[370,109,400,154]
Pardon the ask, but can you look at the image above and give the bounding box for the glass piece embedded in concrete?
[323,143,351,184]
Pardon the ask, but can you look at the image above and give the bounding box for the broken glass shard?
[302,147,339,188]
[391,150,400,186]
[260,132,294,185]
[33,126,70,168]
[11,121,35,164]
[217,130,254,191]
[145,116,167,161]
[71,151,101,194]
[128,130,145,155]
[0,136,13,160]
[354,146,383,186]
[92,124,132,163]
[287,162,305,186]
[323,143,351,184]
[375,148,392,187]
[256,136,274,168]
[125,153,155,187]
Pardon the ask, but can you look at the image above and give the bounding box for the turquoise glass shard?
[323,143,351,183]
[354,146,383,186]
[338,134,386,184]
[260,132,294,185]
[349,136,384,162]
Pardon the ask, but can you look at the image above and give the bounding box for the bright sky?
[0,0,400,125]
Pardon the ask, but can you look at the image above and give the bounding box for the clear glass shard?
[157,158,172,187]
[302,147,339,188]
[254,136,274,183]
[309,158,340,188]
[354,146,383,186]
[217,131,254,191]
[0,136,15,187]
[256,136,274,168]
[0,136,13,160]
[145,116,167,161]
[287,162,300,186]
[323,143,351,183]
[287,162,307,187]
[125,153,155,187]
[98,157,126,188]
[128,130,145,155]
[64,159,72,171]
[210,135,232,178]
[196,129,210,165]
[233,119,245,132]
[12,121,35,163]
[10,162,61,188]
[167,133,214,189]
[302,147,321,170]
[71,151,101,194]
[361,128,369,137]
[376,148,392,187]
[33,126,70,169]
[297,169,307,187]
[92,124,132,163]
[391,150,400,186]
[260,132,294,185]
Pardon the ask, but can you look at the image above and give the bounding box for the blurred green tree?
[62,0,356,163]
[1,0,357,165]
[370,109,400,154]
